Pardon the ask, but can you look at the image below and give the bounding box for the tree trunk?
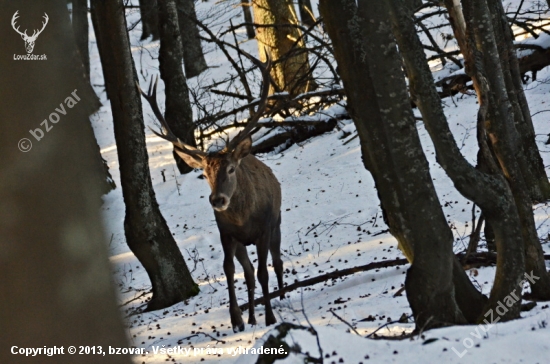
[139,0,159,41]
[86,120,117,195]
[297,0,315,27]
[91,0,199,311]
[71,0,116,195]
[72,0,89,79]
[320,0,477,330]
[252,0,313,96]
[461,0,550,301]
[90,3,109,99]
[175,0,208,78]
[389,0,525,321]
[242,0,256,39]
[158,0,198,174]
[406,0,422,13]
[488,0,550,202]
[0,1,130,362]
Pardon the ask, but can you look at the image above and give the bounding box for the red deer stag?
[137,54,283,332]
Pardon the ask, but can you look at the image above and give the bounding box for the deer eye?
[228,167,235,174]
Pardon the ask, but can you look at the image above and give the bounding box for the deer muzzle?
[210,194,230,211]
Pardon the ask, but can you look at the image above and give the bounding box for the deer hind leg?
[235,243,256,326]
[221,235,244,332]
[256,235,277,326]
[270,224,284,300]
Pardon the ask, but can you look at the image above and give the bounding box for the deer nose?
[210,194,229,211]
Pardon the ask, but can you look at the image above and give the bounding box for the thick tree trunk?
[91,0,199,311]
[252,0,313,96]
[139,0,159,40]
[488,0,550,202]
[389,0,524,321]
[297,0,315,27]
[158,0,198,174]
[175,0,208,78]
[462,0,550,301]
[241,0,256,39]
[0,1,130,362]
[320,0,474,330]
[72,0,89,79]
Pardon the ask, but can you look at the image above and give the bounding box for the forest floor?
[90,1,550,363]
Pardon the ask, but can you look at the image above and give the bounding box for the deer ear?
[174,148,204,169]
[233,136,252,161]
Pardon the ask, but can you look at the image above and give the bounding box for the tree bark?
[461,0,550,301]
[406,0,422,13]
[91,0,199,311]
[175,0,208,78]
[320,0,479,330]
[241,0,256,39]
[71,0,116,195]
[90,2,109,98]
[139,0,159,41]
[252,0,313,96]
[158,0,199,174]
[72,0,89,79]
[389,0,525,321]
[0,1,130,362]
[297,0,315,28]
[488,0,550,202]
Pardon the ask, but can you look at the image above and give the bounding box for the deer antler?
[224,50,272,152]
[11,11,27,38]
[31,13,49,39]
[136,77,206,158]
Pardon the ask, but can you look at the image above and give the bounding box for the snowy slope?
[88,1,550,363]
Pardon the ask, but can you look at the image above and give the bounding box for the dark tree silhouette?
[139,0,159,40]
[0,1,130,362]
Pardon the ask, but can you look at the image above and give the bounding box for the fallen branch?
[239,258,408,311]
[436,44,550,96]
[329,308,361,336]
[196,87,345,126]
[251,117,339,154]
[240,252,502,311]
[176,332,226,345]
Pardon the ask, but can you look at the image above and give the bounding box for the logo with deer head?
[11,11,49,54]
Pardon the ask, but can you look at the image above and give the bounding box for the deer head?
[12,11,49,54]
[137,52,272,212]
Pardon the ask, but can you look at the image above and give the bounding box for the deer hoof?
[248,316,257,325]
[233,322,245,333]
[266,313,277,326]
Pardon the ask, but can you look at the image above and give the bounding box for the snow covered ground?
[89,1,550,363]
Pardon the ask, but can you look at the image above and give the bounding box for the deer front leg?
[221,237,244,332]
[256,237,276,326]
[235,243,256,326]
